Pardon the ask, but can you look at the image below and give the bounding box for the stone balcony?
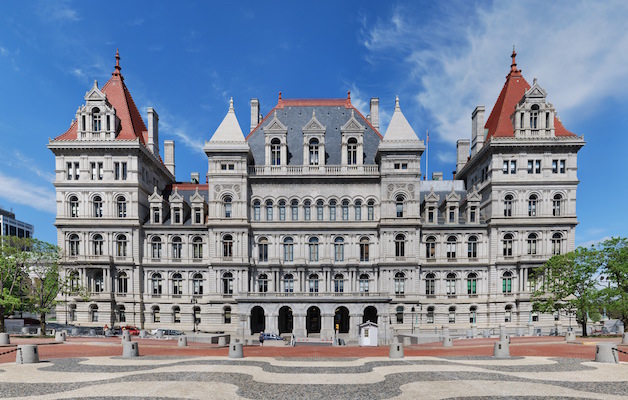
[235,291,391,303]
[248,164,379,177]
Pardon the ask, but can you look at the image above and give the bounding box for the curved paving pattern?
[0,356,626,399]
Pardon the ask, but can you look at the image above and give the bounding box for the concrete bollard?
[0,333,10,345]
[37,328,42,336]
[499,332,510,344]
[493,341,510,358]
[499,324,506,336]
[218,336,227,346]
[229,342,243,358]
[139,330,148,338]
[595,343,618,363]
[122,341,139,358]
[55,331,66,342]
[443,336,453,348]
[515,328,524,337]
[403,336,411,346]
[565,331,577,343]
[121,331,131,342]
[21,327,30,335]
[16,345,39,364]
[155,330,164,339]
[178,336,187,347]
[483,329,491,338]
[389,343,404,359]
[622,332,628,345]
[442,326,450,337]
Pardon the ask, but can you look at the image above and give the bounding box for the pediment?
[264,110,287,133]
[522,80,547,102]
[149,186,164,203]
[341,110,365,133]
[302,110,326,133]
[190,188,205,204]
[424,188,440,203]
[466,188,481,203]
[84,80,107,102]
[446,190,461,203]
[168,187,184,203]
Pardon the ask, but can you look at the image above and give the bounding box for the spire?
[208,97,246,143]
[229,97,234,111]
[112,49,123,80]
[395,95,400,110]
[382,96,419,142]
[508,46,521,77]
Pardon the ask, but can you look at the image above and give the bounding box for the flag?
[426,129,429,143]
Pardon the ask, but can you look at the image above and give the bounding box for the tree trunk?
[39,312,46,336]
[0,305,5,333]
[581,320,588,337]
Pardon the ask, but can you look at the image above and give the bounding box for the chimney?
[369,98,379,130]
[147,107,159,156]
[191,172,200,184]
[456,139,470,173]
[250,98,260,132]
[432,171,443,181]
[164,140,175,178]
[471,106,485,156]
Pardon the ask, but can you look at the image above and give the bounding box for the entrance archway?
[278,306,293,334]
[306,306,321,335]
[251,306,265,334]
[334,306,350,333]
[363,306,378,324]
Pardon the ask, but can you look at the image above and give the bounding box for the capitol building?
[48,50,584,341]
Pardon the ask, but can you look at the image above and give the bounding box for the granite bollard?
[16,345,39,364]
[493,341,510,358]
[122,341,139,358]
[0,333,10,345]
[389,343,404,359]
[595,343,618,363]
[229,342,243,358]
[178,336,187,347]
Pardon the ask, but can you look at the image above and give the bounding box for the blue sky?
[1,1,627,247]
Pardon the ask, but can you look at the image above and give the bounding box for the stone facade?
[48,51,584,340]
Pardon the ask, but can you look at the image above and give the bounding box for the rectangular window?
[449,207,455,223]
[330,206,336,221]
[552,159,558,173]
[173,208,181,224]
[291,205,298,221]
[535,160,541,174]
[114,162,120,180]
[90,162,96,180]
[510,160,516,174]
[402,163,407,169]
[527,160,533,174]
[559,160,565,173]
[195,209,202,224]
[74,162,79,180]
[394,163,400,169]
[317,205,324,221]
[153,208,160,223]
[428,208,434,223]
[304,206,310,221]
[503,161,509,174]
[279,206,285,221]
[470,207,477,223]
[66,162,72,180]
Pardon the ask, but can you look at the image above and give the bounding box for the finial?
[274,110,278,118]
[347,91,351,100]
[93,79,98,88]
[312,109,315,117]
[395,95,400,110]
[229,97,234,110]
[533,77,537,85]
[510,46,518,73]
[112,49,122,78]
[278,91,282,100]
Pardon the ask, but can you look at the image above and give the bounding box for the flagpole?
[425,129,429,180]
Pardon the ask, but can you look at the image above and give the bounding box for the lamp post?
[411,306,415,334]
[190,298,198,333]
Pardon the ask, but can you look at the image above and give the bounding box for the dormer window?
[92,108,101,132]
[152,207,161,223]
[309,138,319,165]
[173,207,181,224]
[271,138,281,165]
[347,138,358,165]
[530,104,539,130]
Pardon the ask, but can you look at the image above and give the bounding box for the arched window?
[334,237,344,262]
[304,200,311,220]
[467,236,478,258]
[266,200,273,221]
[425,236,436,259]
[528,194,538,217]
[308,237,319,262]
[278,200,286,220]
[92,195,103,218]
[503,233,513,256]
[527,233,538,255]
[69,270,80,291]
[553,194,562,216]
[258,273,268,293]
[395,234,406,258]
[446,235,457,258]
[284,273,294,293]
[502,271,513,293]
[552,232,563,255]
[173,306,181,323]
[530,104,539,130]
[359,273,369,292]
[93,270,104,292]
[153,306,160,323]
[505,304,513,322]
[69,195,79,218]
[69,234,80,256]
[151,273,162,295]
[504,194,513,217]
[92,234,104,256]
[347,138,358,165]
[467,272,477,295]
[308,273,319,293]
[224,196,232,218]
[118,305,126,323]
[151,237,162,259]
[192,236,203,259]
[253,200,261,221]
[394,272,405,295]
[223,234,233,259]
[448,306,456,323]
[90,304,99,322]
[396,195,404,217]
[172,272,183,295]
[223,306,232,324]
[258,237,268,262]
[470,306,477,324]
[116,234,127,257]
[317,199,324,221]
[427,306,435,323]
[92,107,101,131]
[359,237,370,262]
[193,273,203,295]
[68,304,77,322]
[117,195,127,218]
[425,273,435,295]
[329,200,337,221]
[446,273,456,295]
[283,237,294,262]
[291,200,299,221]
[367,200,375,221]
[334,274,344,293]
[271,138,281,165]
[309,138,319,165]
[222,272,233,294]
[396,306,404,324]
[354,200,362,221]
[172,236,182,259]
[341,200,349,221]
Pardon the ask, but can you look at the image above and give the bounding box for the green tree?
[530,246,601,337]
[600,237,628,332]
[0,236,30,333]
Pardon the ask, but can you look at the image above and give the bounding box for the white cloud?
[362,1,628,143]
[159,119,205,156]
[346,83,392,134]
[0,172,56,214]
[12,151,55,182]
[577,236,611,249]
[50,5,80,22]
[0,47,8,57]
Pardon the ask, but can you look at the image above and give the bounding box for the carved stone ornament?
[214,185,221,193]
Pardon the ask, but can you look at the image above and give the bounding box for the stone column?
[293,314,307,338]
[267,313,278,335]
[321,313,334,340]
[349,314,361,339]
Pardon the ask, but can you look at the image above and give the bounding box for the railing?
[239,291,390,298]
[249,164,379,176]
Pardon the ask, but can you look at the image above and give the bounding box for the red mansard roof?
[55,50,148,144]
[484,50,575,141]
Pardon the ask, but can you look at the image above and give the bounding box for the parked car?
[260,333,284,341]
[151,328,184,336]
[121,326,140,335]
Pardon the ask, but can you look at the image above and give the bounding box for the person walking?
[259,332,265,346]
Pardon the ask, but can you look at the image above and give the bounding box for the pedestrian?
[259,331,264,346]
